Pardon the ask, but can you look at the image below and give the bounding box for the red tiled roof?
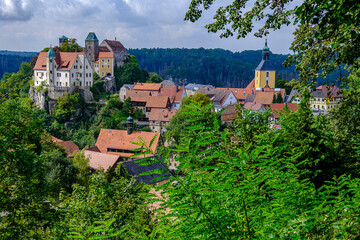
[103,39,126,52]
[134,82,162,91]
[270,103,298,118]
[244,102,264,111]
[149,108,177,122]
[34,52,82,71]
[51,136,79,157]
[316,85,343,98]
[98,51,114,58]
[126,90,151,102]
[95,129,160,158]
[85,150,120,171]
[254,92,276,105]
[146,96,170,108]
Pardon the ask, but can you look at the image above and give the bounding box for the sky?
[0,0,296,54]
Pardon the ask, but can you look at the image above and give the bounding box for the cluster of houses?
[46,39,343,186]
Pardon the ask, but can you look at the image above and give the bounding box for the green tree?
[276,93,283,103]
[148,72,163,83]
[60,38,84,52]
[72,149,91,188]
[53,93,83,123]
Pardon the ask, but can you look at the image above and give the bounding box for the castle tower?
[85,32,99,68]
[59,35,68,48]
[254,39,276,88]
[46,47,56,86]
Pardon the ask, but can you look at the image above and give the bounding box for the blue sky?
[0,0,296,54]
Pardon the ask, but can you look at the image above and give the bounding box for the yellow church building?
[254,40,276,89]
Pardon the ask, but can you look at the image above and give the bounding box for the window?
[102,72,104,76]
[89,73,91,77]
[57,73,61,77]
[50,59,52,63]
[79,73,82,77]
[74,83,76,86]
[76,60,78,63]
[86,73,88,77]
[80,65,82,69]
[50,70,52,74]
[36,81,38,85]
[65,73,67,77]
[86,65,88,69]
[36,72,38,76]
[60,82,62,86]
[107,59,110,62]
[266,72,269,77]
[102,65,104,68]
[66,82,68,86]
[72,73,74,78]
[80,82,82,86]
[102,59,105,62]
[57,82,58,86]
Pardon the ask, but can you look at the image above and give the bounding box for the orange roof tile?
[95,129,160,158]
[146,96,170,108]
[254,92,276,105]
[126,90,151,102]
[244,102,264,111]
[97,51,114,60]
[34,51,83,71]
[85,150,120,171]
[134,82,162,91]
[149,108,177,122]
[51,136,79,157]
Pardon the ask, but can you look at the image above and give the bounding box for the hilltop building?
[255,39,276,89]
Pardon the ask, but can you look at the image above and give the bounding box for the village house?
[198,88,237,112]
[221,104,238,124]
[119,84,134,101]
[125,90,151,112]
[149,108,177,135]
[85,116,160,171]
[133,82,162,96]
[185,83,215,96]
[243,102,267,113]
[310,85,343,112]
[145,96,172,117]
[158,86,186,109]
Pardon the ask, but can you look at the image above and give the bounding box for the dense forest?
[0,54,34,79]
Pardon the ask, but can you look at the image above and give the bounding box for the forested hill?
[0,51,36,78]
[128,48,298,88]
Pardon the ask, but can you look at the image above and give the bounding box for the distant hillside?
[128,48,342,88]
[128,48,298,88]
[0,51,36,79]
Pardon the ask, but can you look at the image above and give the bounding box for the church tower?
[85,32,99,68]
[254,39,276,88]
[46,47,56,86]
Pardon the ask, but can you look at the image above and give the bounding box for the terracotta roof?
[134,82,162,91]
[149,108,177,122]
[217,87,253,101]
[95,129,160,158]
[98,51,114,59]
[146,96,170,108]
[254,92,276,105]
[244,102,264,111]
[34,51,83,71]
[85,150,120,171]
[51,136,79,157]
[126,90,151,102]
[103,39,126,52]
[99,46,110,52]
[158,86,185,103]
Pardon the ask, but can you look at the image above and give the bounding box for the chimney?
[126,115,133,135]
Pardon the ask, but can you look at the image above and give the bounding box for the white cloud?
[0,0,39,20]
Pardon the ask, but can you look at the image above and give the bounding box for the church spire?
[262,39,270,61]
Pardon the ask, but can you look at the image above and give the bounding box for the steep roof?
[34,51,83,71]
[98,51,114,59]
[46,48,56,58]
[134,82,162,91]
[149,108,177,122]
[99,46,110,52]
[126,90,151,102]
[85,150,120,171]
[198,88,232,105]
[217,87,252,101]
[95,129,160,158]
[146,96,170,108]
[51,136,79,157]
[86,32,98,41]
[59,35,68,40]
[123,158,170,185]
[255,60,276,71]
[244,102,264,111]
[314,85,343,98]
[158,86,185,103]
[102,39,126,51]
[254,92,276,105]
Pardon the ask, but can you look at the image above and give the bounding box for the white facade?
[33,53,93,88]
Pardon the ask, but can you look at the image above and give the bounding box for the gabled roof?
[85,150,120,172]
[158,86,185,103]
[146,96,170,108]
[126,90,151,102]
[314,85,343,98]
[86,32,98,41]
[149,108,177,122]
[217,87,252,101]
[102,39,126,52]
[121,84,134,91]
[270,103,298,118]
[99,46,110,52]
[198,88,232,105]
[122,158,170,185]
[134,82,162,91]
[51,136,79,157]
[243,102,265,111]
[254,92,276,105]
[95,129,160,158]
[185,83,215,90]
[98,52,114,59]
[34,51,83,71]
